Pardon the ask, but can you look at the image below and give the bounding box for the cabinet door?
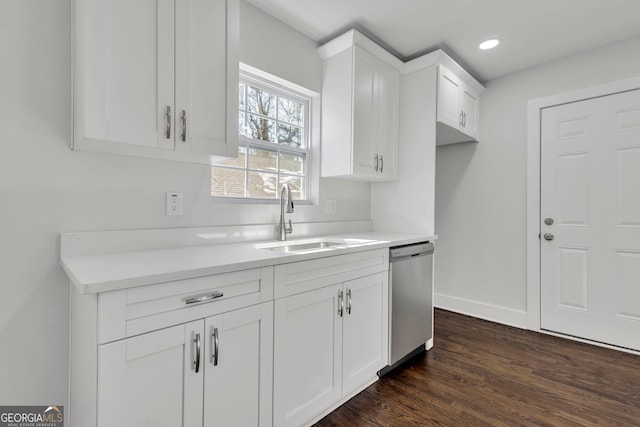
[342,272,389,395]
[273,284,343,427]
[375,60,400,179]
[175,0,239,158]
[97,321,204,427]
[437,65,462,130]
[352,47,378,177]
[78,0,175,150]
[461,85,479,139]
[204,303,273,427]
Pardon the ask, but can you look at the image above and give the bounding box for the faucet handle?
[286,219,293,234]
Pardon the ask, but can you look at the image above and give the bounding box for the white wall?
[435,36,640,326]
[0,0,369,407]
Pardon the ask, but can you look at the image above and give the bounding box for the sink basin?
[268,241,341,253]
[256,238,347,253]
[255,237,379,254]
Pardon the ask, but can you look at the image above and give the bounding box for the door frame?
[526,76,640,331]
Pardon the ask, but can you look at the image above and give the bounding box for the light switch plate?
[166,192,183,216]
[325,199,337,215]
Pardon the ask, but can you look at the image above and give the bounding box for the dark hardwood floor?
[315,309,640,426]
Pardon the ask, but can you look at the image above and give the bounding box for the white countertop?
[61,232,435,294]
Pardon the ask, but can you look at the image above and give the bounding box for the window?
[212,73,310,201]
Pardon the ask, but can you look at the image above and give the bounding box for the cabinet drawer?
[98,267,273,343]
[274,249,388,299]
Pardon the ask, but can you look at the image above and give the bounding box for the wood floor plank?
[314,309,640,426]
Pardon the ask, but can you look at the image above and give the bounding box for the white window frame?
[211,69,312,204]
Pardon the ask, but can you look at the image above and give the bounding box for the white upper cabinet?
[374,55,401,179]
[436,64,481,145]
[319,30,400,181]
[73,0,239,164]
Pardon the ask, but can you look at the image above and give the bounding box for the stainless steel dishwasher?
[379,241,434,375]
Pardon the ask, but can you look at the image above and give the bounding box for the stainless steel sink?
[254,237,379,254]
[255,238,346,253]
[268,241,342,253]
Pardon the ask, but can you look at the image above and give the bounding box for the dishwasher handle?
[390,242,434,262]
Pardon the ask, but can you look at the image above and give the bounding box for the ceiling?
[246,0,640,82]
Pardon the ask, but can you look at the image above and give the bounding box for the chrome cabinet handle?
[165,105,171,139]
[184,291,224,305]
[193,332,201,373]
[346,289,352,315]
[211,327,219,366]
[338,290,344,317]
[374,154,379,172]
[379,155,383,173]
[462,111,467,128]
[180,110,187,142]
[459,111,464,127]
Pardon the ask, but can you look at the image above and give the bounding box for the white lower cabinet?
[98,322,203,427]
[273,271,389,426]
[273,284,343,427]
[341,273,388,395]
[70,250,390,427]
[204,304,273,427]
[96,303,273,427]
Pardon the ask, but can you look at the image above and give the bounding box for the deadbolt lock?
[544,218,554,226]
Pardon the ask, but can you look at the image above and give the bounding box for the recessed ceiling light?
[479,38,501,50]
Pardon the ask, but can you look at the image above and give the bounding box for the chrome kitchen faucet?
[279,183,294,241]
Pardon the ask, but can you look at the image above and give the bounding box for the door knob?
[543,233,554,241]
[544,217,554,226]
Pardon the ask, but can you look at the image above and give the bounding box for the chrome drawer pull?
[184,291,224,305]
[180,109,187,142]
[165,105,171,139]
[193,332,201,373]
[211,327,219,366]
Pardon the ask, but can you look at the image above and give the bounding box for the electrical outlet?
[325,199,337,215]
[166,192,183,216]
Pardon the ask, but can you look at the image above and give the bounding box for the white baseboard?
[434,293,528,329]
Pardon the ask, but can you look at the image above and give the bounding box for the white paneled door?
[541,89,640,351]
